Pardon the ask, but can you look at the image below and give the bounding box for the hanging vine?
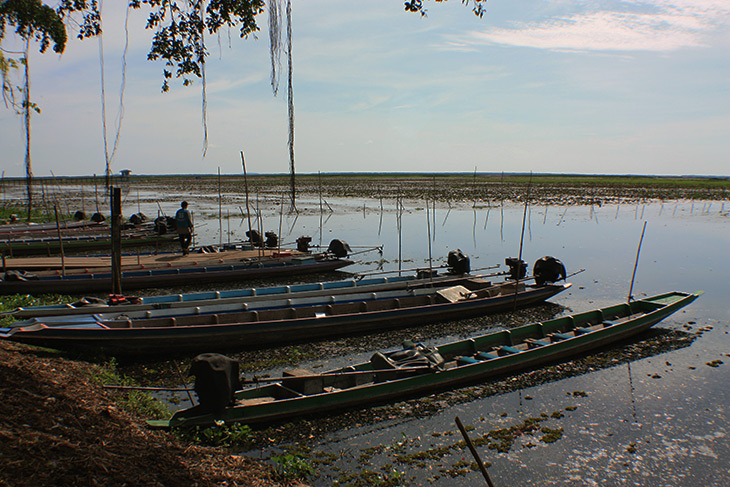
[268,0,282,96]
[285,0,295,208]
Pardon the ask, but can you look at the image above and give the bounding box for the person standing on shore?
[175,201,194,255]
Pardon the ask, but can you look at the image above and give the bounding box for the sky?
[1,0,728,178]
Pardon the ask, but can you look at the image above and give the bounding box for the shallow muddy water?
[176,192,729,486]
[6,184,730,485]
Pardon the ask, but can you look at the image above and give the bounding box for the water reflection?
[6,183,728,485]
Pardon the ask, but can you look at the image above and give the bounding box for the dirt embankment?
[0,341,301,487]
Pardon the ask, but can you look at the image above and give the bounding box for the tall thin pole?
[426,198,433,280]
[111,187,122,294]
[94,174,100,213]
[277,193,284,255]
[517,173,532,265]
[218,167,223,247]
[455,416,495,487]
[397,193,403,276]
[286,0,296,209]
[23,40,33,221]
[628,221,647,302]
[240,151,254,249]
[319,171,323,249]
[54,203,66,276]
[513,173,532,308]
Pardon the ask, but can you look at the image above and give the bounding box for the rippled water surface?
[178,193,728,486]
[13,186,730,485]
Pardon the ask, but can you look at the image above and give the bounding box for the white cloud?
[464,0,730,52]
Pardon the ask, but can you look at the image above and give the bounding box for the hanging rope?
[98,2,111,189]
[286,0,295,208]
[109,3,130,163]
[200,0,209,158]
[268,0,283,96]
[23,39,33,221]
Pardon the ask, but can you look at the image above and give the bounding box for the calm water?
[10,187,730,485]
[182,194,728,486]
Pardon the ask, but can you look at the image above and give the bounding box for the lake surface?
[9,185,730,485]
[178,192,727,486]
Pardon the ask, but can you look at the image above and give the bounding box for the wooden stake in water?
[111,187,123,294]
[628,221,647,302]
[218,167,223,247]
[513,172,532,309]
[240,151,254,249]
[319,171,323,249]
[426,198,433,281]
[278,193,284,255]
[455,416,495,487]
[54,203,66,277]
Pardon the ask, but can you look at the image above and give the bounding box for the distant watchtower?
[120,169,132,178]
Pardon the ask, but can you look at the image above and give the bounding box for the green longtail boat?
[148,290,701,429]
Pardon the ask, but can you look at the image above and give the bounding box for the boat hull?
[0,258,352,295]
[1,283,571,356]
[150,291,700,429]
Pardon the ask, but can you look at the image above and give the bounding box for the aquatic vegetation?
[271,452,315,480]
[176,421,253,448]
[92,358,171,420]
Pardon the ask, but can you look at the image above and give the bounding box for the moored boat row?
[0,279,572,356]
[147,290,701,429]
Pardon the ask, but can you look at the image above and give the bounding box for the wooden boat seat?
[497,346,522,356]
[548,332,572,342]
[464,278,492,289]
[282,369,323,395]
[435,286,474,303]
[524,338,549,349]
[601,320,619,327]
[574,327,593,335]
[456,356,480,365]
[236,397,276,406]
[476,351,497,360]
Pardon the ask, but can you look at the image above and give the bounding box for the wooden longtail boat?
[0,281,571,356]
[0,228,177,257]
[147,291,700,429]
[3,271,500,319]
[9,281,480,327]
[0,255,352,295]
[0,220,105,236]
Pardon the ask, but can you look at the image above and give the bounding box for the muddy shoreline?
[1,177,727,486]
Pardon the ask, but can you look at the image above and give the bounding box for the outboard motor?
[188,353,242,416]
[533,256,567,286]
[446,249,470,275]
[129,212,147,225]
[73,210,86,221]
[327,239,351,258]
[296,236,312,253]
[265,231,278,248]
[154,216,169,234]
[505,257,527,280]
[90,212,106,223]
[246,229,263,247]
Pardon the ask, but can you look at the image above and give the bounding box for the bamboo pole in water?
[111,187,122,294]
[455,416,495,487]
[512,173,532,310]
[240,151,254,251]
[54,203,65,277]
[628,221,647,302]
[218,167,223,247]
[426,197,433,281]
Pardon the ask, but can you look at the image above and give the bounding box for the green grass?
[91,358,172,420]
[0,293,73,327]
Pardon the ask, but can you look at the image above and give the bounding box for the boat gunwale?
[156,290,700,429]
